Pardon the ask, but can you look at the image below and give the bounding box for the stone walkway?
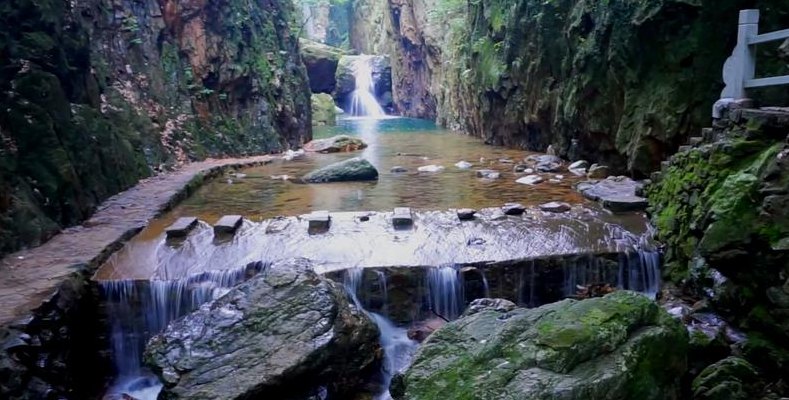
[0,156,273,326]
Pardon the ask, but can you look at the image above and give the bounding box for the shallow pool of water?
[142,118,585,235]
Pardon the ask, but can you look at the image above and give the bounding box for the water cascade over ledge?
[349,56,386,117]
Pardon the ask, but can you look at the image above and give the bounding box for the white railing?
[714,9,789,117]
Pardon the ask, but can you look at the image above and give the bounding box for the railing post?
[721,9,760,100]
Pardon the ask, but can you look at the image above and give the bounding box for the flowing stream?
[95,116,663,399]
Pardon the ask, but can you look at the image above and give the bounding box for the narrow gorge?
[1,0,788,399]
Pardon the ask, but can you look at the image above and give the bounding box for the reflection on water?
[150,118,585,233]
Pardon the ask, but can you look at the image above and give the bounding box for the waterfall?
[343,269,418,400]
[561,249,661,299]
[100,262,266,398]
[480,270,490,298]
[349,56,386,118]
[426,265,464,321]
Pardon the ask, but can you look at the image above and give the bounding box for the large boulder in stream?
[391,291,688,400]
[143,258,380,399]
[302,157,379,183]
[304,135,367,153]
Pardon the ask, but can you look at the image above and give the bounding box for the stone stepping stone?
[457,209,477,221]
[516,175,543,185]
[539,202,571,213]
[166,217,198,238]
[307,211,331,232]
[214,215,243,235]
[502,203,526,216]
[601,196,649,212]
[392,207,414,228]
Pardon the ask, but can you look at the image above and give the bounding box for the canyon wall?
[351,0,789,175]
[0,0,312,256]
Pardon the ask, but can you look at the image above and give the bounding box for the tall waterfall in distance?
[349,56,386,118]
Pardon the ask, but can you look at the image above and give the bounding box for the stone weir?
[95,205,655,280]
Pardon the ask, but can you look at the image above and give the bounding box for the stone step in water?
[307,211,332,233]
[165,217,198,238]
[214,215,243,235]
[392,207,413,229]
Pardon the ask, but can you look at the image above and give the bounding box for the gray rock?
[569,160,589,170]
[516,175,543,185]
[213,215,243,235]
[393,291,688,400]
[144,259,380,400]
[302,157,379,183]
[536,161,561,172]
[502,203,526,215]
[304,135,367,153]
[476,169,501,179]
[513,164,530,173]
[462,298,517,316]
[393,207,414,228]
[390,166,408,173]
[454,161,473,169]
[457,209,477,221]
[418,165,445,173]
[307,210,331,232]
[587,164,610,179]
[577,178,648,212]
[539,202,571,213]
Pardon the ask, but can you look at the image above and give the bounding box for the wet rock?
[498,158,515,164]
[539,202,571,213]
[462,298,517,316]
[300,39,344,94]
[311,94,337,126]
[390,166,408,173]
[213,215,243,235]
[165,217,198,238]
[407,318,446,342]
[417,165,445,173]
[457,209,476,221]
[577,177,648,212]
[587,164,611,179]
[476,169,501,179]
[304,135,367,153]
[692,357,761,400]
[513,164,531,173]
[502,203,526,215]
[454,161,473,169]
[302,157,379,183]
[283,149,306,161]
[516,175,543,185]
[145,259,380,400]
[569,160,589,171]
[394,291,687,400]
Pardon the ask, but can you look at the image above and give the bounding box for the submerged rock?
[392,291,687,400]
[304,135,367,153]
[454,161,473,169]
[390,166,408,173]
[418,165,445,173]
[476,169,501,179]
[302,157,379,183]
[577,177,648,212]
[539,201,571,213]
[144,259,380,400]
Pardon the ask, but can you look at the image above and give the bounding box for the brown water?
[140,118,585,237]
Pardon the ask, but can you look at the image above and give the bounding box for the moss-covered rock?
[393,291,687,400]
[691,357,761,400]
[311,94,338,126]
[0,0,312,256]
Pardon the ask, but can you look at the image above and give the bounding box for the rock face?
[647,108,789,389]
[0,0,312,256]
[311,94,338,126]
[392,291,687,400]
[304,135,367,153]
[144,259,380,399]
[302,157,379,182]
[349,0,789,174]
[301,39,344,94]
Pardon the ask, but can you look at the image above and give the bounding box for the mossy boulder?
[311,94,338,126]
[301,39,345,94]
[144,259,380,399]
[691,357,761,400]
[302,157,378,183]
[304,135,367,153]
[392,291,687,400]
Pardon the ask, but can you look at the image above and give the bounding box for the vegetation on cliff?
[0,0,312,255]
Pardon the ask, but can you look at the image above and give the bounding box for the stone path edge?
[0,155,273,328]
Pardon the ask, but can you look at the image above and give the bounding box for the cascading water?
[426,265,464,320]
[100,262,266,399]
[343,269,418,400]
[349,56,386,118]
